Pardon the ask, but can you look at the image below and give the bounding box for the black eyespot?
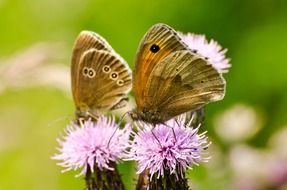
[110,72,118,80]
[192,49,198,53]
[83,67,88,75]
[204,57,209,60]
[150,44,160,53]
[112,73,117,78]
[88,70,95,77]
[102,65,111,73]
[201,80,204,83]
[117,80,124,86]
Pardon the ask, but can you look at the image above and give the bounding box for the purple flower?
[129,115,210,179]
[52,115,131,176]
[179,32,231,73]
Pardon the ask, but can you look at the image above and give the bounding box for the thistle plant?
[52,116,131,190]
[128,113,209,190]
[179,32,231,73]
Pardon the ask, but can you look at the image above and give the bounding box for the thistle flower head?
[129,115,210,179]
[179,32,231,73]
[52,115,131,176]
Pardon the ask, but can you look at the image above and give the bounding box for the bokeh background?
[0,0,287,189]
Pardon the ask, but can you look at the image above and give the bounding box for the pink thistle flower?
[179,32,231,73]
[129,115,210,179]
[52,115,131,176]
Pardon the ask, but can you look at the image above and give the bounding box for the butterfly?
[130,23,226,124]
[71,31,132,120]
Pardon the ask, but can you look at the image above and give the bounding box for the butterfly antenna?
[151,124,163,148]
[118,111,129,126]
[107,112,128,148]
[45,115,73,128]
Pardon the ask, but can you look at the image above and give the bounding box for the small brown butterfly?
[130,23,226,124]
[71,31,132,119]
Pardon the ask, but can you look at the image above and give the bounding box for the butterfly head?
[129,108,163,124]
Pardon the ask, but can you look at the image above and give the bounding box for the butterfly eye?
[88,68,96,78]
[110,72,118,80]
[102,65,111,73]
[117,80,124,86]
[82,67,89,76]
[150,44,160,53]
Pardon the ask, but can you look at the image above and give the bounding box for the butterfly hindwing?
[71,31,114,105]
[76,49,132,114]
[141,50,225,121]
[71,31,132,117]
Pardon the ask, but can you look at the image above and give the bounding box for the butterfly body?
[130,107,162,124]
[71,31,132,119]
[131,23,225,124]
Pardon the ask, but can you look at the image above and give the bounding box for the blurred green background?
[0,0,287,189]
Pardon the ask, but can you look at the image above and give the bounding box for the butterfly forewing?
[133,23,189,109]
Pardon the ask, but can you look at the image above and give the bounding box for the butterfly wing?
[144,50,225,121]
[71,31,114,104]
[71,31,132,117]
[133,23,189,109]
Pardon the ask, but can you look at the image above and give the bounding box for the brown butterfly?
[71,31,132,119]
[130,23,226,124]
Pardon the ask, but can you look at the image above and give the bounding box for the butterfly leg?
[163,122,178,143]
[87,111,99,121]
[78,117,86,127]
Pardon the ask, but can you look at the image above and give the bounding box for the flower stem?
[85,162,125,190]
[136,169,149,190]
[136,169,190,190]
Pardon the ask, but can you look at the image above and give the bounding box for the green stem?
[136,169,190,190]
[85,162,125,190]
